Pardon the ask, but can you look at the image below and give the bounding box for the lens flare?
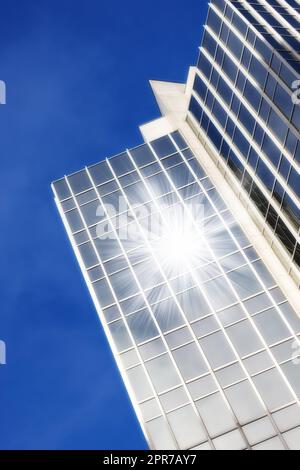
[157,228,202,267]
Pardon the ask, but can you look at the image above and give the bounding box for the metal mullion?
[62,176,169,451]
[104,160,217,449]
[153,136,293,448]
[125,149,254,449]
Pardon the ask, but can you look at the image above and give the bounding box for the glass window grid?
[110,140,284,448]
[90,151,233,448]
[54,131,300,448]
[137,378,300,449]
[188,87,300,266]
[194,57,297,209]
[227,0,300,71]
[155,134,300,424]
[195,57,299,220]
[235,0,300,56]
[190,78,300,235]
[208,1,300,139]
[69,183,216,245]
[201,19,300,178]
[190,89,300,248]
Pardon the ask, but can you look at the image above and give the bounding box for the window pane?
[65,209,84,232]
[187,374,218,400]
[283,427,300,450]
[224,380,265,424]
[53,178,71,200]
[199,331,236,369]
[159,387,189,413]
[177,287,212,321]
[215,362,246,388]
[127,309,159,344]
[243,416,276,446]
[173,343,208,380]
[110,268,139,300]
[217,304,246,326]
[253,369,294,410]
[109,152,135,177]
[78,241,98,269]
[272,403,300,433]
[213,429,246,450]
[89,161,113,185]
[145,416,176,450]
[130,145,156,167]
[151,135,177,158]
[253,436,285,450]
[165,327,193,349]
[226,320,264,357]
[252,308,291,345]
[168,405,207,449]
[227,266,262,299]
[93,278,114,308]
[108,319,133,352]
[139,398,160,422]
[145,354,181,393]
[280,361,300,397]
[202,277,237,311]
[279,303,300,334]
[152,298,184,333]
[196,392,236,437]
[243,350,274,376]
[127,365,153,402]
[120,349,139,369]
[80,199,102,227]
[68,170,92,194]
[138,338,166,361]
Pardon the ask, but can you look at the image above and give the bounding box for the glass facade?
[188,0,300,270]
[53,132,300,450]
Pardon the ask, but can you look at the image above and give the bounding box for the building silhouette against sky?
[52,0,300,450]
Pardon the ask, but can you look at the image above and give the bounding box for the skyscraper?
[52,0,300,450]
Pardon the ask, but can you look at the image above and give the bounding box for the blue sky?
[0,0,207,449]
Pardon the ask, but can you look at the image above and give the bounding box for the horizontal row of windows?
[60,154,203,213]
[90,250,276,311]
[110,302,299,356]
[63,187,227,244]
[126,348,300,423]
[105,282,286,328]
[52,132,188,201]
[143,392,300,449]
